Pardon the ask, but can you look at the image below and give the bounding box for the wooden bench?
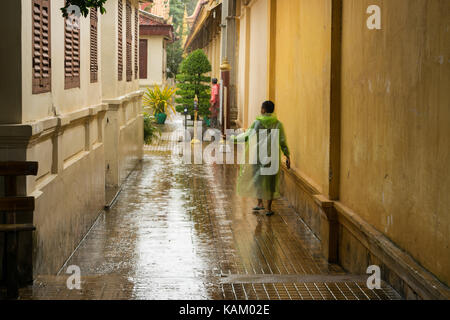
[0,161,38,298]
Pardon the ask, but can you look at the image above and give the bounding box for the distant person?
[231,101,290,216]
[209,78,220,128]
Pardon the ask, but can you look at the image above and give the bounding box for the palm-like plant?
[143,84,177,116]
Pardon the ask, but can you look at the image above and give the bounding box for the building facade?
[185,0,450,299]
[185,0,239,128]
[142,0,171,21]
[139,10,174,88]
[0,0,143,278]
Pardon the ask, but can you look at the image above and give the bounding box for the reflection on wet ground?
[17,117,401,300]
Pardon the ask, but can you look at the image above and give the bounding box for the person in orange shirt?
[209,78,220,129]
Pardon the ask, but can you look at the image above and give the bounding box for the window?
[134,8,139,79]
[32,0,51,94]
[118,0,123,81]
[64,5,80,89]
[139,39,147,79]
[90,8,98,83]
[126,0,132,82]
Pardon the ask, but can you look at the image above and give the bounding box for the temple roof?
[139,9,174,41]
[184,0,222,51]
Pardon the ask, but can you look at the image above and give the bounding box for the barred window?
[32,0,51,94]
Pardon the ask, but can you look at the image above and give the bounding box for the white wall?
[102,0,140,99]
[0,0,143,276]
[139,35,165,87]
[20,0,104,122]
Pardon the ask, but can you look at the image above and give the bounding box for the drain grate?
[220,274,402,300]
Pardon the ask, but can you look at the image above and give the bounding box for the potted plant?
[143,84,177,125]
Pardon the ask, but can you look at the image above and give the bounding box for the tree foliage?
[61,0,108,17]
[170,0,197,31]
[166,0,198,78]
[167,42,184,79]
[175,50,212,117]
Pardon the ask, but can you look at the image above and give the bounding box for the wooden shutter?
[118,0,123,81]
[139,39,147,79]
[32,0,51,94]
[90,8,98,83]
[134,8,139,79]
[126,1,132,82]
[64,6,80,89]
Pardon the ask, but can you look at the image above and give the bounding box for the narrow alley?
[17,118,400,300]
[1,0,449,306]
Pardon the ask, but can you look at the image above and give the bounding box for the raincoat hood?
[256,113,279,128]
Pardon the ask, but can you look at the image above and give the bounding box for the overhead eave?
[140,25,174,42]
[184,0,222,51]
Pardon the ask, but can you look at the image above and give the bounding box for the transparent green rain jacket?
[231,113,290,200]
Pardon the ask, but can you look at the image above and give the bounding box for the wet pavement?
[16,117,401,300]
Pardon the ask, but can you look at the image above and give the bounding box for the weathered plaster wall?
[274,0,331,194]
[339,0,450,285]
[118,99,143,184]
[30,126,106,275]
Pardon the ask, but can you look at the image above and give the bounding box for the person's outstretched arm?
[279,122,291,169]
[230,121,259,144]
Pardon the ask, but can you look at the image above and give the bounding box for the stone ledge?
[280,163,450,299]
[281,163,321,196]
[0,103,108,141]
[334,201,450,300]
[103,89,144,106]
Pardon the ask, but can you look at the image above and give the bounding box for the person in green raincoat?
[230,101,291,216]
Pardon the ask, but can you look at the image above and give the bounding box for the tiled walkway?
[17,117,401,300]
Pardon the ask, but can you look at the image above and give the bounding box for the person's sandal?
[266,211,275,216]
[253,206,265,211]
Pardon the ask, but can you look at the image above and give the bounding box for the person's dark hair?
[262,100,275,113]
[212,78,218,84]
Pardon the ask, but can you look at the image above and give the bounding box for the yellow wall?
[274,0,332,194]
[247,0,268,127]
[270,0,450,286]
[215,35,221,79]
[236,11,246,126]
[339,0,450,285]
[203,34,222,80]
[235,0,269,128]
